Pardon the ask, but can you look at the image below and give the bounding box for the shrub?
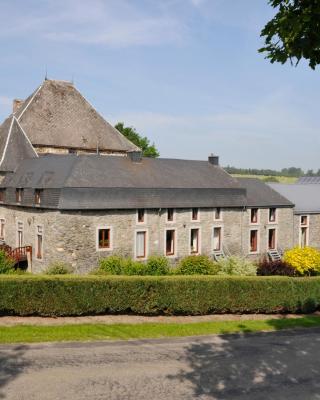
[216,256,257,276]
[145,256,170,275]
[0,251,16,274]
[98,256,124,275]
[284,247,320,275]
[1,275,320,316]
[121,259,146,276]
[45,262,74,275]
[257,257,296,276]
[98,256,170,276]
[174,255,218,275]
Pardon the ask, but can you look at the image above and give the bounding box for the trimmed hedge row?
[1,275,320,316]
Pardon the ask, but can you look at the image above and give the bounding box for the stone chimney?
[208,154,219,166]
[13,99,24,114]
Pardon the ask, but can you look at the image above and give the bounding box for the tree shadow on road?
[0,345,30,399]
[168,323,320,399]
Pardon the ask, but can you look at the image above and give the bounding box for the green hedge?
[1,275,320,316]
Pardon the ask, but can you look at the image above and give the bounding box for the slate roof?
[297,176,320,184]
[237,178,293,208]
[269,183,320,214]
[0,79,139,172]
[1,155,247,210]
[0,117,38,172]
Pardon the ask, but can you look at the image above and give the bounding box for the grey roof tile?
[237,178,293,208]
[269,183,320,213]
[2,155,247,209]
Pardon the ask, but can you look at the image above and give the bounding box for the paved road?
[1,329,320,399]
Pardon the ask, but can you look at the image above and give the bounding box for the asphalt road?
[1,328,320,399]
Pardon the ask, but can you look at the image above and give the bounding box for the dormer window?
[35,189,43,205]
[0,189,5,203]
[16,188,23,203]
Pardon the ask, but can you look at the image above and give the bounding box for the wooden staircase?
[268,249,282,262]
[0,244,32,265]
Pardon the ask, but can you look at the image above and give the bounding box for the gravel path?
[0,313,317,326]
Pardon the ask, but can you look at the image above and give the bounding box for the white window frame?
[213,207,223,221]
[190,208,200,222]
[299,215,309,248]
[268,208,278,224]
[16,220,24,247]
[96,226,113,252]
[249,208,260,225]
[212,225,223,252]
[164,228,177,257]
[35,224,44,261]
[189,227,201,255]
[249,228,259,254]
[0,218,5,241]
[134,229,148,260]
[267,227,277,251]
[166,208,176,223]
[136,209,147,225]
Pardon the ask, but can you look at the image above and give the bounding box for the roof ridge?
[0,117,14,168]
[17,83,43,121]
[14,117,38,158]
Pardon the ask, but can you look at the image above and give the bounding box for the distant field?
[231,174,297,184]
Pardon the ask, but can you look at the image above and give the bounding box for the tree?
[259,0,320,69]
[115,122,160,158]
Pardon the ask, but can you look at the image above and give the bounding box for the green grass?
[1,316,320,344]
[231,174,297,184]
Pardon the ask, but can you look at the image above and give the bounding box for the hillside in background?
[230,174,297,184]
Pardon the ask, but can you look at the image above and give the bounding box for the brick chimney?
[13,99,24,113]
[208,154,219,166]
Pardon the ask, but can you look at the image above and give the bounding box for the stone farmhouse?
[0,79,303,273]
[269,183,320,249]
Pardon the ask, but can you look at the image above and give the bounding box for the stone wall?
[0,205,295,273]
[241,207,294,257]
[293,214,320,248]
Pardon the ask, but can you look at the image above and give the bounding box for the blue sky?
[0,0,319,170]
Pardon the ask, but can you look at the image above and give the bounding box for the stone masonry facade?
[0,205,295,273]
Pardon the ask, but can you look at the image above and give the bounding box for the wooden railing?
[0,244,32,264]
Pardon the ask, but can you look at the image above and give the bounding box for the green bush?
[45,262,74,275]
[216,256,257,276]
[0,251,16,274]
[174,255,218,275]
[1,275,320,316]
[98,255,170,276]
[98,256,124,275]
[145,256,170,275]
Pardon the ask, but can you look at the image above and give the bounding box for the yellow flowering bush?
[283,247,320,275]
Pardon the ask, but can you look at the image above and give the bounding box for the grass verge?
[1,316,320,344]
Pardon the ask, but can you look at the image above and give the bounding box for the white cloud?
[0,0,186,47]
[108,93,319,169]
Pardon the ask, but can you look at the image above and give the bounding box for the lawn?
[1,316,320,344]
[231,174,297,184]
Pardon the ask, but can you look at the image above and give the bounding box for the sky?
[0,0,319,170]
